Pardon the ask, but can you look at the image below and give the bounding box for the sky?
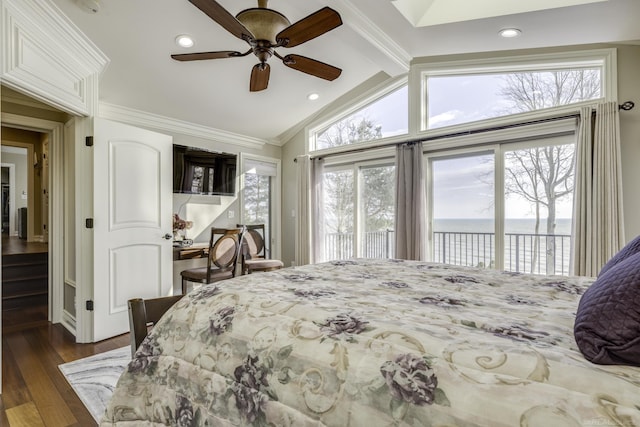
[328,72,581,221]
[431,153,575,220]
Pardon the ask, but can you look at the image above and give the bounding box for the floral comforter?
[101,259,640,426]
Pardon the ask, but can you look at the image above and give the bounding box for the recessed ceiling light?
[307,93,320,101]
[499,28,522,38]
[175,35,195,48]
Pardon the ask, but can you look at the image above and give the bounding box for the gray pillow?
[599,234,640,276]
[574,251,640,366]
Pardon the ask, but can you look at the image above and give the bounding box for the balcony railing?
[433,231,572,276]
[325,230,395,260]
[324,230,572,276]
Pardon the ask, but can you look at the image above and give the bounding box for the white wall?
[167,131,282,244]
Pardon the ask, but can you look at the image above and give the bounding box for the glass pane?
[504,142,575,275]
[431,153,495,268]
[316,85,408,150]
[243,173,272,242]
[360,165,395,259]
[323,169,354,260]
[427,68,601,129]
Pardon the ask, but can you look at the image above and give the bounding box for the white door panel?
[93,118,173,341]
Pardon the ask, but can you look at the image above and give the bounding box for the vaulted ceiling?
[50,0,640,145]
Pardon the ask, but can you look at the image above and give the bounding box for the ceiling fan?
[172,0,343,92]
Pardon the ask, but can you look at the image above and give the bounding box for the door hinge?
[85,218,94,229]
[86,300,94,311]
[85,136,94,147]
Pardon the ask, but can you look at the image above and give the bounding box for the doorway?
[1,131,50,333]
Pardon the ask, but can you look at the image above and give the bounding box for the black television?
[173,144,237,196]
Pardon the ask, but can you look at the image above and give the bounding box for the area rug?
[59,346,130,423]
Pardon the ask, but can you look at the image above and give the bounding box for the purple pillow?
[574,251,640,366]
[599,234,640,276]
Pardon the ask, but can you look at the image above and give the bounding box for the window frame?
[308,75,409,155]
[322,148,396,259]
[238,153,282,260]
[413,48,617,136]
[425,132,577,274]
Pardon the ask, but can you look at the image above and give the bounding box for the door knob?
[163,233,173,240]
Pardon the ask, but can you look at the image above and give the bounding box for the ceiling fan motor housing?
[236,8,291,44]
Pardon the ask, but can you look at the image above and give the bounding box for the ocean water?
[434,218,572,235]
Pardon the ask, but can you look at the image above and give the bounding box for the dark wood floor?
[1,235,48,256]
[1,234,129,426]
[2,234,50,334]
[1,323,129,426]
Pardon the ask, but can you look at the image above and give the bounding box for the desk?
[172,244,208,293]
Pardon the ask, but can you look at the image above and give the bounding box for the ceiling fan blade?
[276,7,342,48]
[250,63,270,92]
[188,0,254,41]
[282,54,342,81]
[171,51,242,61]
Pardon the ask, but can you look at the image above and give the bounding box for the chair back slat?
[128,294,183,357]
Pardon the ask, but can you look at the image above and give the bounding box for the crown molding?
[99,102,273,149]
[1,0,107,116]
[325,0,411,74]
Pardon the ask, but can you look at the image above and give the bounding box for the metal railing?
[325,230,395,260]
[324,230,571,276]
[433,231,572,275]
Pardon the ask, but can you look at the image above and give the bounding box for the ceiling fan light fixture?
[499,28,522,38]
[236,8,291,44]
[77,0,100,14]
[175,34,195,48]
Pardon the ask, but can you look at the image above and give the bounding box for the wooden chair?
[128,294,183,357]
[180,227,242,294]
[237,223,284,274]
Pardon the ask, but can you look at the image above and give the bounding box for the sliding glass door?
[430,151,496,268]
[322,159,395,261]
[241,156,281,258]
[428,134,575,275]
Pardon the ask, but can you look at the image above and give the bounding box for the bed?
[100,258,640,426]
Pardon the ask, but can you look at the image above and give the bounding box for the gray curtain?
[311,158,325,263]
[295,156,324,265]
[295,155,311,265]
[394,142,426,260]
[572,101,625,276]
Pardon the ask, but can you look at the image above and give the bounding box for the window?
[323,168,355,260]
[431,152,495,268]
[428,135,576,275]
[312,80,408,151]
[418,49,615,132]
[240,156,280,258]
[322,157,396,261]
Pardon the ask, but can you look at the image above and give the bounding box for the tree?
[243,173,270,224]
[319,115,394,258]
[504,145,575,273]
[499,70,593,273]
[499,69,600,113]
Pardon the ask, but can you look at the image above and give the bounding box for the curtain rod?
[294,101,635,162]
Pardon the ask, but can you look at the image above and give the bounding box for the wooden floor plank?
[26,328,97,426]
[0,337,31,409]
[0,397,13,426]
[2,324,128,427]
[5,402,46,427]
[5,332,78,427]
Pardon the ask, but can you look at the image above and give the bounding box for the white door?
[93,118,173,341]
